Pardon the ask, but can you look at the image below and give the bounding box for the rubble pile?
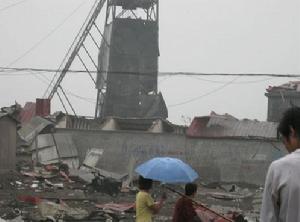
[0,104,263,221]
[0,160,136,222]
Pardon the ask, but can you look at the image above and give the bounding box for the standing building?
[265,81,300,122]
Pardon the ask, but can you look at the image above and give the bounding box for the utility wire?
[0,0,29,13]
[188,76,275,84]
[169,76,241,108]
[2,0,86,68]
[25,69,96,104]
[0,67,300,78]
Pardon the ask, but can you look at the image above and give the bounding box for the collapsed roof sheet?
[187,113,278,139]
[18,116,54,145]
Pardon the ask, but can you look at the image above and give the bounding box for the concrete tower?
[95,0,168,119]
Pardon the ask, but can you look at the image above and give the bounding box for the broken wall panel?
[32,134,79,169]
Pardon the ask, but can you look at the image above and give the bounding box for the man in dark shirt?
[172,183,201,222]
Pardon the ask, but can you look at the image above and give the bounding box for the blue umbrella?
[135,157,199,183]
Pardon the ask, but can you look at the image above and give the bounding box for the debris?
[15,181,22,186]
[0,216,24,222]
[95,203,135,213]
[38,200,89,220]
[17,195,42,205]
[81,148,104,169]
[44,180,64,189]
[88,176,122,196]
[59,171,73,183]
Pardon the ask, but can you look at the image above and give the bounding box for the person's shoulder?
[137,191,148,198]
[269,152,298,172]
[137,191,152,202]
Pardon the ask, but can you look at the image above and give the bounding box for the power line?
[169,76,241,108]
[0,66,300,78]
[0,0,29,13]
[24,69,96,104]
[187,76,276,84]
[2,0,86,68]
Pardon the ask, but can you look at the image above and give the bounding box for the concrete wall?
[55,128,285,186]
[0,117,16,172]
[266,92,300,122]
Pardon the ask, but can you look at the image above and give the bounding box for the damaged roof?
[18,116,54,144]
[187,112,278,140]
[266,81,300,93]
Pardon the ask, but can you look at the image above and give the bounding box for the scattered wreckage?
[0,105,259,221]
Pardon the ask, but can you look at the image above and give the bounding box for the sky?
[0,0,299,124]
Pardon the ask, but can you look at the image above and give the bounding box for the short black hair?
[278,107,300,140]
[138,176,153,190]
[185,183,197,196]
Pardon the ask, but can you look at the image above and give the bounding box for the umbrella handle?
[164,186,234,222]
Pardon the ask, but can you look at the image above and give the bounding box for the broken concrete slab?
[81,148,104,169]
[38,200,89,220]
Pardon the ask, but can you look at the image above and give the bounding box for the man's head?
[138,176,153,191]
[185,183,197,197]
[278,107,300,153]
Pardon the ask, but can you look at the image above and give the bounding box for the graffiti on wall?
[122,142,184,158]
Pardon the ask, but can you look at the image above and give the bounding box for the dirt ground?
[0,155,262,222]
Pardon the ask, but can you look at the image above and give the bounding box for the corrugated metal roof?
[187,113,278,139]
[18,116,54,144]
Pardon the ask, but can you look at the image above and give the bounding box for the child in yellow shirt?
[136,176,166,222]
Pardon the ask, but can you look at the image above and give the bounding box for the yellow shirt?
[136,191,155,222]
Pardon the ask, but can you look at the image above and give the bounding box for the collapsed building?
[16,107,284,186]
[2,0,292,190]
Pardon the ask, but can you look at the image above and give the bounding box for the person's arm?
[148,193,166,214]
[149,198,165,214]
[260,163,279,222]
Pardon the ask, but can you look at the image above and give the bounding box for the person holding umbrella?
[136,176,166,222]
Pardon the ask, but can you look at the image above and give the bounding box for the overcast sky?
[0,0,299,124]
